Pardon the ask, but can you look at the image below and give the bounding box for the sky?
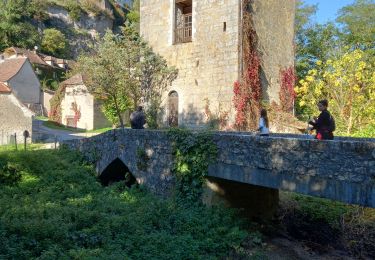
[304,0,355,24]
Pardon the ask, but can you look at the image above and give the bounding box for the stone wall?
[250,0,296,103]
[140,0,240,127]
[140,0,296,127]
[61,84,94,130]
[0,93,34,145]
[63,129,375,207]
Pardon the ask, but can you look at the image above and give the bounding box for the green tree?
[295,49,375,136]
[74,28,177,128]
[0,0,43,51]
[41,28,68,57]
[337,0,375,50]
[127,0,140,31]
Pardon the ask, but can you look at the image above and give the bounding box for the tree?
[337,0,375,50]
[127,0,140,31]
[74,28,177,128]
[41,29,68,57]
[0,0,43,51]
[295,49,375,136]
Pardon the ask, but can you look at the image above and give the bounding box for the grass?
[0,148,249,259]
[42,120,112,134]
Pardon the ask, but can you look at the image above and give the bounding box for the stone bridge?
[63,129,375,209]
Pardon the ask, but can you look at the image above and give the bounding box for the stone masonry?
[0,93,34,145]
[140,0,295,127]
[63,130,375,207]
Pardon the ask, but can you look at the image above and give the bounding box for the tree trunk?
[114,96,124,129]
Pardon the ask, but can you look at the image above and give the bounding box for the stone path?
[32,119,99,143]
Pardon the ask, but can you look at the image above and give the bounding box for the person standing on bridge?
[130,106,146,129]
[308,99,335,140]
[258,109,270,136]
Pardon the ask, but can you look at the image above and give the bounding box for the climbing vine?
[168,128,217,201]
[233,0,261,131]
[49,83,67,123]
[279,67,296,113]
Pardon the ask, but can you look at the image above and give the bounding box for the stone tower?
[140,0,295,128]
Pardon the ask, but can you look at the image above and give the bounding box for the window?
[174,0,192,44]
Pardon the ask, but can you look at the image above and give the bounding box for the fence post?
[14,133,17,151]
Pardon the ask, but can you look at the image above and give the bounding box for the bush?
[0,148,248,259]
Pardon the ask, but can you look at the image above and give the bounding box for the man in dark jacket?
[308,99,334,140]
[130,106,146,129]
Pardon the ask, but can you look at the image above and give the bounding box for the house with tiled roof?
[0,57,41,110]
[2,47,73,91]
[0,82,34,145]
[53,74,111,130]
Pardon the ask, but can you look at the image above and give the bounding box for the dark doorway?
[168,91,179,127]
[99,158,136,187]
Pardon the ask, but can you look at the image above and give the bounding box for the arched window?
[168,91,179,127]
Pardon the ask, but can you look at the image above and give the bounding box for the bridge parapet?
[63,129,375,207]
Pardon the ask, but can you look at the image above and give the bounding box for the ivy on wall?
[168,128,217,201]
[233,0,262,131]
[279,67,297,113]
[49,83,67,123]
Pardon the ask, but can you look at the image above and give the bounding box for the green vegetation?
[41,28,68,57]
[73,27,178,128]
[295,0,375,137]
[280,192,375,257]
[168,129,217,201]
[0,148,249,259]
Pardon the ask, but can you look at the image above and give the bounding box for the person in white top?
[258,109,270,136]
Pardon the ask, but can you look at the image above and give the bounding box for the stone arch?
[168,91,179,127]
[99,158,136,187]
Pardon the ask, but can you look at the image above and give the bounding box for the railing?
[174,27,192,43]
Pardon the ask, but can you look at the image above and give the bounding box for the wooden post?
[14,133,17,151]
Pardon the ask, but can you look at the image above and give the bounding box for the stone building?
[0,57,42,113]
[140,0,295,127]
[0,83,34,145]
[58,74,111,130]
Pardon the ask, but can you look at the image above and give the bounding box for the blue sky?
[304,0,355,24]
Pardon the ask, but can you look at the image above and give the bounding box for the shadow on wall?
[179,103,206,128]
[99,157,137,187]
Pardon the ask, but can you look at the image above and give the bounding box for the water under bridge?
[63,129,375,209]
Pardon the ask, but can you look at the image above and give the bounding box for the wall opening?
[174,0,192,44]
[168,91,179,127]
[99,158,136,187]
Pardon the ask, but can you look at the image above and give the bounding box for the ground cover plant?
[0,148,248,259]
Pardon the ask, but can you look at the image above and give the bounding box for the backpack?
[328,113,336,132]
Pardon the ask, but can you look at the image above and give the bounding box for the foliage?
[336,0,375,51]
[295,49,375,135]
[126,0,140,32]
[279,67,297,113]
[49,83,67,123]
[41,28,68,57]
[66,0,83,21]
[168,128,217,201]
[0,148,248,259]
[101,95,131,127]
[0,0,45,51]
[233,1,261,131]
[74,27,177,128]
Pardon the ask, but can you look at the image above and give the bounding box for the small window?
[223,22,226,32]
[174,0,192,44]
